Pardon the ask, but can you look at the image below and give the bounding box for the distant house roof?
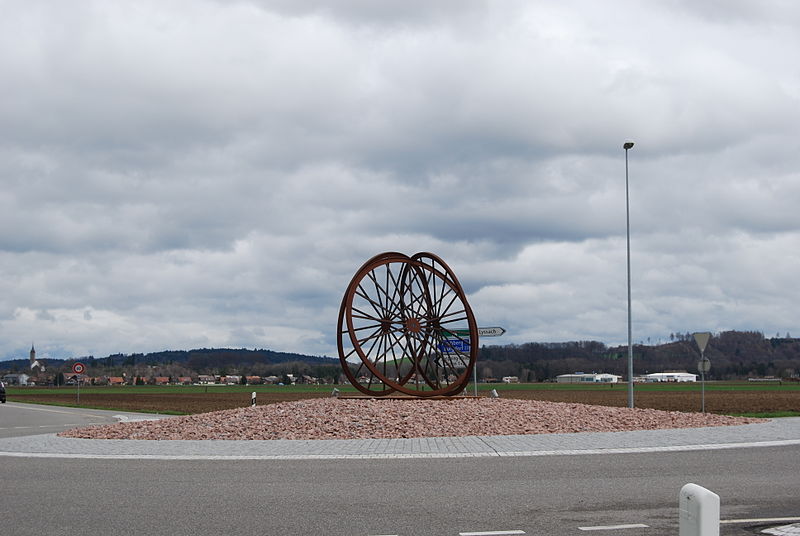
[556,372,621,383]
[646,372,697,381]
[2,373,31,385]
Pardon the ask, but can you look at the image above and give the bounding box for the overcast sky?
[1,0,798,361]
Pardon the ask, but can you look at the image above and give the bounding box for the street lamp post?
[624,140,635,408]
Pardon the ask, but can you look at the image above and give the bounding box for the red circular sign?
[72,362,85,374]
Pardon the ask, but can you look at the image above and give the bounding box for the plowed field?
[9,391,327,414]
[502,389,800,414]
[10,387,800,415]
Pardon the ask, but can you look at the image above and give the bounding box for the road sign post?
[458,327,506,396]
[473,357,478,397]
[72,362,86,405]
[693,333,712,413]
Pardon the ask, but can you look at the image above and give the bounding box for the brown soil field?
[9,391,328,414]
[501,389,800,414]
[10,389,800,415]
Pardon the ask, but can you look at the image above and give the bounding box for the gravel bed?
[58,398,765,440]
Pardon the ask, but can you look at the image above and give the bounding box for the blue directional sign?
[439,338,470,353]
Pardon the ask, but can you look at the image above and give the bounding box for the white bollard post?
[251,392,256,407]
[679,483,720,536]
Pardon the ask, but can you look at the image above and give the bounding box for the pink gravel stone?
[57,398,765,441]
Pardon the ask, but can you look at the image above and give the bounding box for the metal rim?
[337,252,409,396]
[410,251,466,294]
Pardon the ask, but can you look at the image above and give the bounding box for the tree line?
[3,331,799,383]
[477,331,800,381]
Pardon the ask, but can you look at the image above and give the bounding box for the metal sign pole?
[473,360,478,397]
[693,333,711,414]
[700,349,705,413]
[701,372,705,413]
[72,362,85,405]
[472,327,505,396]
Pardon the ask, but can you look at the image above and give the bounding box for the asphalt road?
[0,401,158,438]
[4,448,799,535]
[2,403,798,535]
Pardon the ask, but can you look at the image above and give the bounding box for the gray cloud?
[1,0,798,360]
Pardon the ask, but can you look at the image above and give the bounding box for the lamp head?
[623,141,635,150]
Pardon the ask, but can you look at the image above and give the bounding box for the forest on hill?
[1,348,342,383]
[2,331,798,382]
[478,330,799,381]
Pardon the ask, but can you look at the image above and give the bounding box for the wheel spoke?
[355,284,388,319]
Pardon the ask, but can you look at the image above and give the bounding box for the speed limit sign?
[72,362,85,374]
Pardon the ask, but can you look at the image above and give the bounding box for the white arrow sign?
[477,327,506,337]
[447,327,507,337]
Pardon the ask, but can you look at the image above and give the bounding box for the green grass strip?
[726,411,800,418]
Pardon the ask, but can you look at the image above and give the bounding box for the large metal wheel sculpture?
[337,252,478,396]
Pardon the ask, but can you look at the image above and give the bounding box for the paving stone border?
[2,417,799,460]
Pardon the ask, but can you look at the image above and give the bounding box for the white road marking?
[0,424,82,431]
[762,524,800,536]
[2,437,800,460]
[495,439,800,458]
[721,517,800,524]
[3,402,117,419]
[579,523,649,531]
[459,531,525,536]
[113,415,163,422]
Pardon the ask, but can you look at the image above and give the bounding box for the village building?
[29,344,45,376]
[556,372,621,383]
[645,372,697,382]
[2,373,31,385]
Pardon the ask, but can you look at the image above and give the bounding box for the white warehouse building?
[556,372,621,384]
[645,372,697,382]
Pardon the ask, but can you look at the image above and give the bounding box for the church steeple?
[29,343,45,374]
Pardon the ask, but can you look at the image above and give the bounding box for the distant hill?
[478,331,800,381]
[2,331,798,381]
[0,347,339,373]
[108,348,339,368]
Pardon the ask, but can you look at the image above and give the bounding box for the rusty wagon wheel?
[336,252,410,396]
[405,252,477,394]
[337,252,478,397]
